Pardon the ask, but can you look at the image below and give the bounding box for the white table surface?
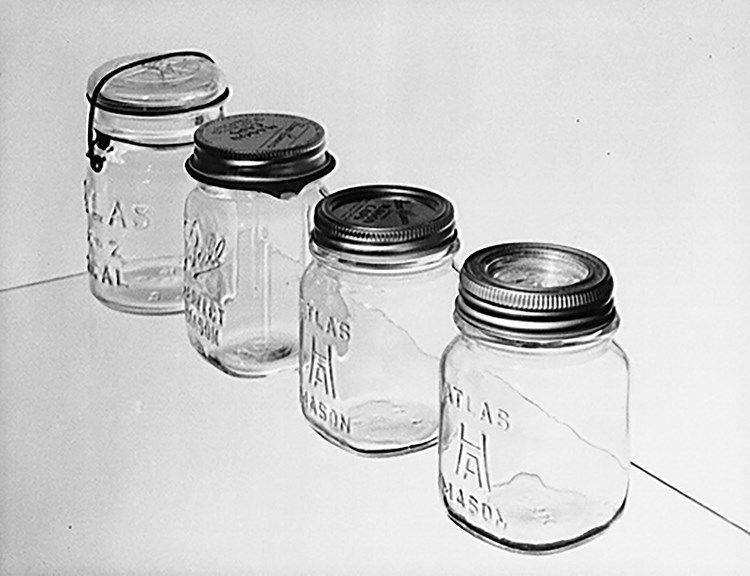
[1,1,749,573]
[1,274,748,574]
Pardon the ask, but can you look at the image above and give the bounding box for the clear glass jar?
[184,113,336,377]
[83,51,229,314]
[439,243,630,553]
[300,185,460,456]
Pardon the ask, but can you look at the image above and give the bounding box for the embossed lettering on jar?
[300,185,460,456]
[83,52,229,314]
[184,113,336,377]
[439,243,630,553]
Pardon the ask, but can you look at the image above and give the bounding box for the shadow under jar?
[84,51,229,314]
[300,185,460,456]
[439,243,630,553]
[184,113,335,378]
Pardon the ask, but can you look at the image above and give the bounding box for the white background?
[1,0,749,568]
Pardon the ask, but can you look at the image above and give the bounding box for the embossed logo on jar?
[343,198,419,226]
[441,422,507,530]
[209,116,279,141]
[440,473,507,531]
[84,185,151,231]
[455,423,491,490]
[184,284,225,347]
[349,201,392,225]
[301,299,353,432]
[302,300,351,342]
[184,219,226,280]
[299,388,351,435]
[302,300,351,401]
[444,384,511,430]
[139,57,200,81]
[307,336,336,398]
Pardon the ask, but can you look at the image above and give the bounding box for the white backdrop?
[1,0,749,549]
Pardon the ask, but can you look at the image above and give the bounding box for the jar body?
[300,255,457,455]
[184,181,326,377]
[439,324,630,552]
[84,108,223,314]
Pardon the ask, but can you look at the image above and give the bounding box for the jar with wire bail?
[83,51,229,314]
[184,112,336,377]
[300,184,460,456]
[438,242,630,553]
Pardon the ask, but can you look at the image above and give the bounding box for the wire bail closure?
[85,50,222,173]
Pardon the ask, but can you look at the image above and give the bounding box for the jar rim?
[185,113,336,195]
[310,184,459,260]
[310,240,459,273]
[85,51,229,172]
[86,52,229,116]
[455,242,618,339]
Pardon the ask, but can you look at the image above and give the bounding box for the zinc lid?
[87,52,229,115]
[185,113,336,194]
[456,242,618,338]
[311,184,458,259]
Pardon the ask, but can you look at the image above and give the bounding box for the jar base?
[89,260,183,315]
[192,334,299,378]
[444,493,627,554]
[304,415,437,458]
[346,399,438,452]
[90,286,183,315]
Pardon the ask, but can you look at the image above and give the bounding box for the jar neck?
[93,104,225,147]
[454,312,619,352]
[197,180,327,201]
[310,241,459,276]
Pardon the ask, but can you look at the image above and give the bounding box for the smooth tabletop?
[1,274,748,575]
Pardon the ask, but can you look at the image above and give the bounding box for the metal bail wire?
[85,50,218,173]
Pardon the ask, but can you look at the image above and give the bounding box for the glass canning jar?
[439,242,630,553]
[84,51,229,314]
[300,185,460,456]
[184,112,336,378]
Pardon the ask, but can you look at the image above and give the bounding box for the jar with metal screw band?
[439,243,630,553]
[83,51,229,314]
[300,185,460,456]
[184,112,336,377]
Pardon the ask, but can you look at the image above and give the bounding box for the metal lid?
[311,184,458,259]
[185,113,336,194]
[456,242,618,338]
[87,52,229,115]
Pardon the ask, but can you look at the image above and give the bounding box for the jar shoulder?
[187,180,327,203]
[442,333,629,376]
[303,256,458,287]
